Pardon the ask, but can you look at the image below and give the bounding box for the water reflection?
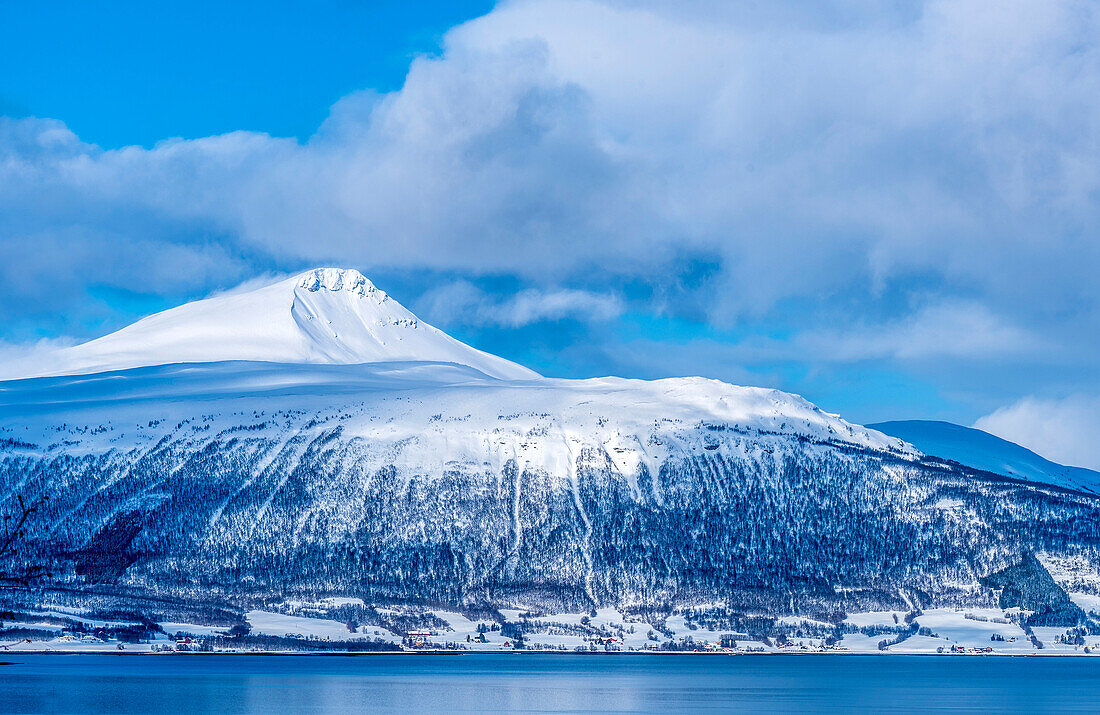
[1,653,1098,713]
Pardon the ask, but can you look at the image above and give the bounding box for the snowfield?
[0,360,912,484]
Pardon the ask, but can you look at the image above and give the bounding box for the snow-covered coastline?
[5,601,1100,656]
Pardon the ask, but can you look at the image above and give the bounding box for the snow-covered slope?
[0,361,912,465]
[6,359,1098,613]
[1,268,536,381]
[0,360,942,610]
[870,420,1100,495]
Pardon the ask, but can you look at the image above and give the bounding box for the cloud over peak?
[2,0,1099,422]
[420,280,623,328]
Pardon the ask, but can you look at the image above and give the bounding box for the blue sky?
[2,0,1099,468]
[1,0,494,147]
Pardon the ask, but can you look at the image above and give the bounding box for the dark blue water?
[1,654,1097,713]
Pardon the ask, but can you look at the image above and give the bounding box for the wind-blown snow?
[1,268,536,381]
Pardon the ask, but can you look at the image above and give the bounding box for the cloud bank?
[977,395,1100,472]
[2,0,1098,430]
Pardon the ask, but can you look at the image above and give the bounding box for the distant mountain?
[869,420,1100,495]
[0,267,536,381]
[1,269,1098,635]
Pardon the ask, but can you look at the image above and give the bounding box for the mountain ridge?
[870,420,1100,495]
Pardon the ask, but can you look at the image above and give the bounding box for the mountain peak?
[296,267,381,298]
[4,268,538,381]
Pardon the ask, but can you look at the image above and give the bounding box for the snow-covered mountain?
[2,268,536,381]
[0,269,916,483]
[0,265,910,463]
[1,268,1098,630]
[870,420,1100,495]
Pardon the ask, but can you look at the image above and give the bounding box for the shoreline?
[1,649,1093,658]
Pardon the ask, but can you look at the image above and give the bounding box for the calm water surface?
[1,653,1097,713]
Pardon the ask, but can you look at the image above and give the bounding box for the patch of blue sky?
[0,0,495,148]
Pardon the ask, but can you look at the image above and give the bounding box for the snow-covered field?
[4,603,1097,654]
[244,610,400,644]
[1,597,1095,655]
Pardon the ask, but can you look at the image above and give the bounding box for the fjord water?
[2,655,1097,713]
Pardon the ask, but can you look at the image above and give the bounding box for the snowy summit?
[6,268,537,381]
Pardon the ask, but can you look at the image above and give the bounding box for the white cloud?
[202,271,297,299]
[975,395,1100,471]
[0,337,75,362]
[5,0,1098,302]
[420,280,622,327]
[0,337,76,380]
[1,0,1099,404]
[800,301,1040,362]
